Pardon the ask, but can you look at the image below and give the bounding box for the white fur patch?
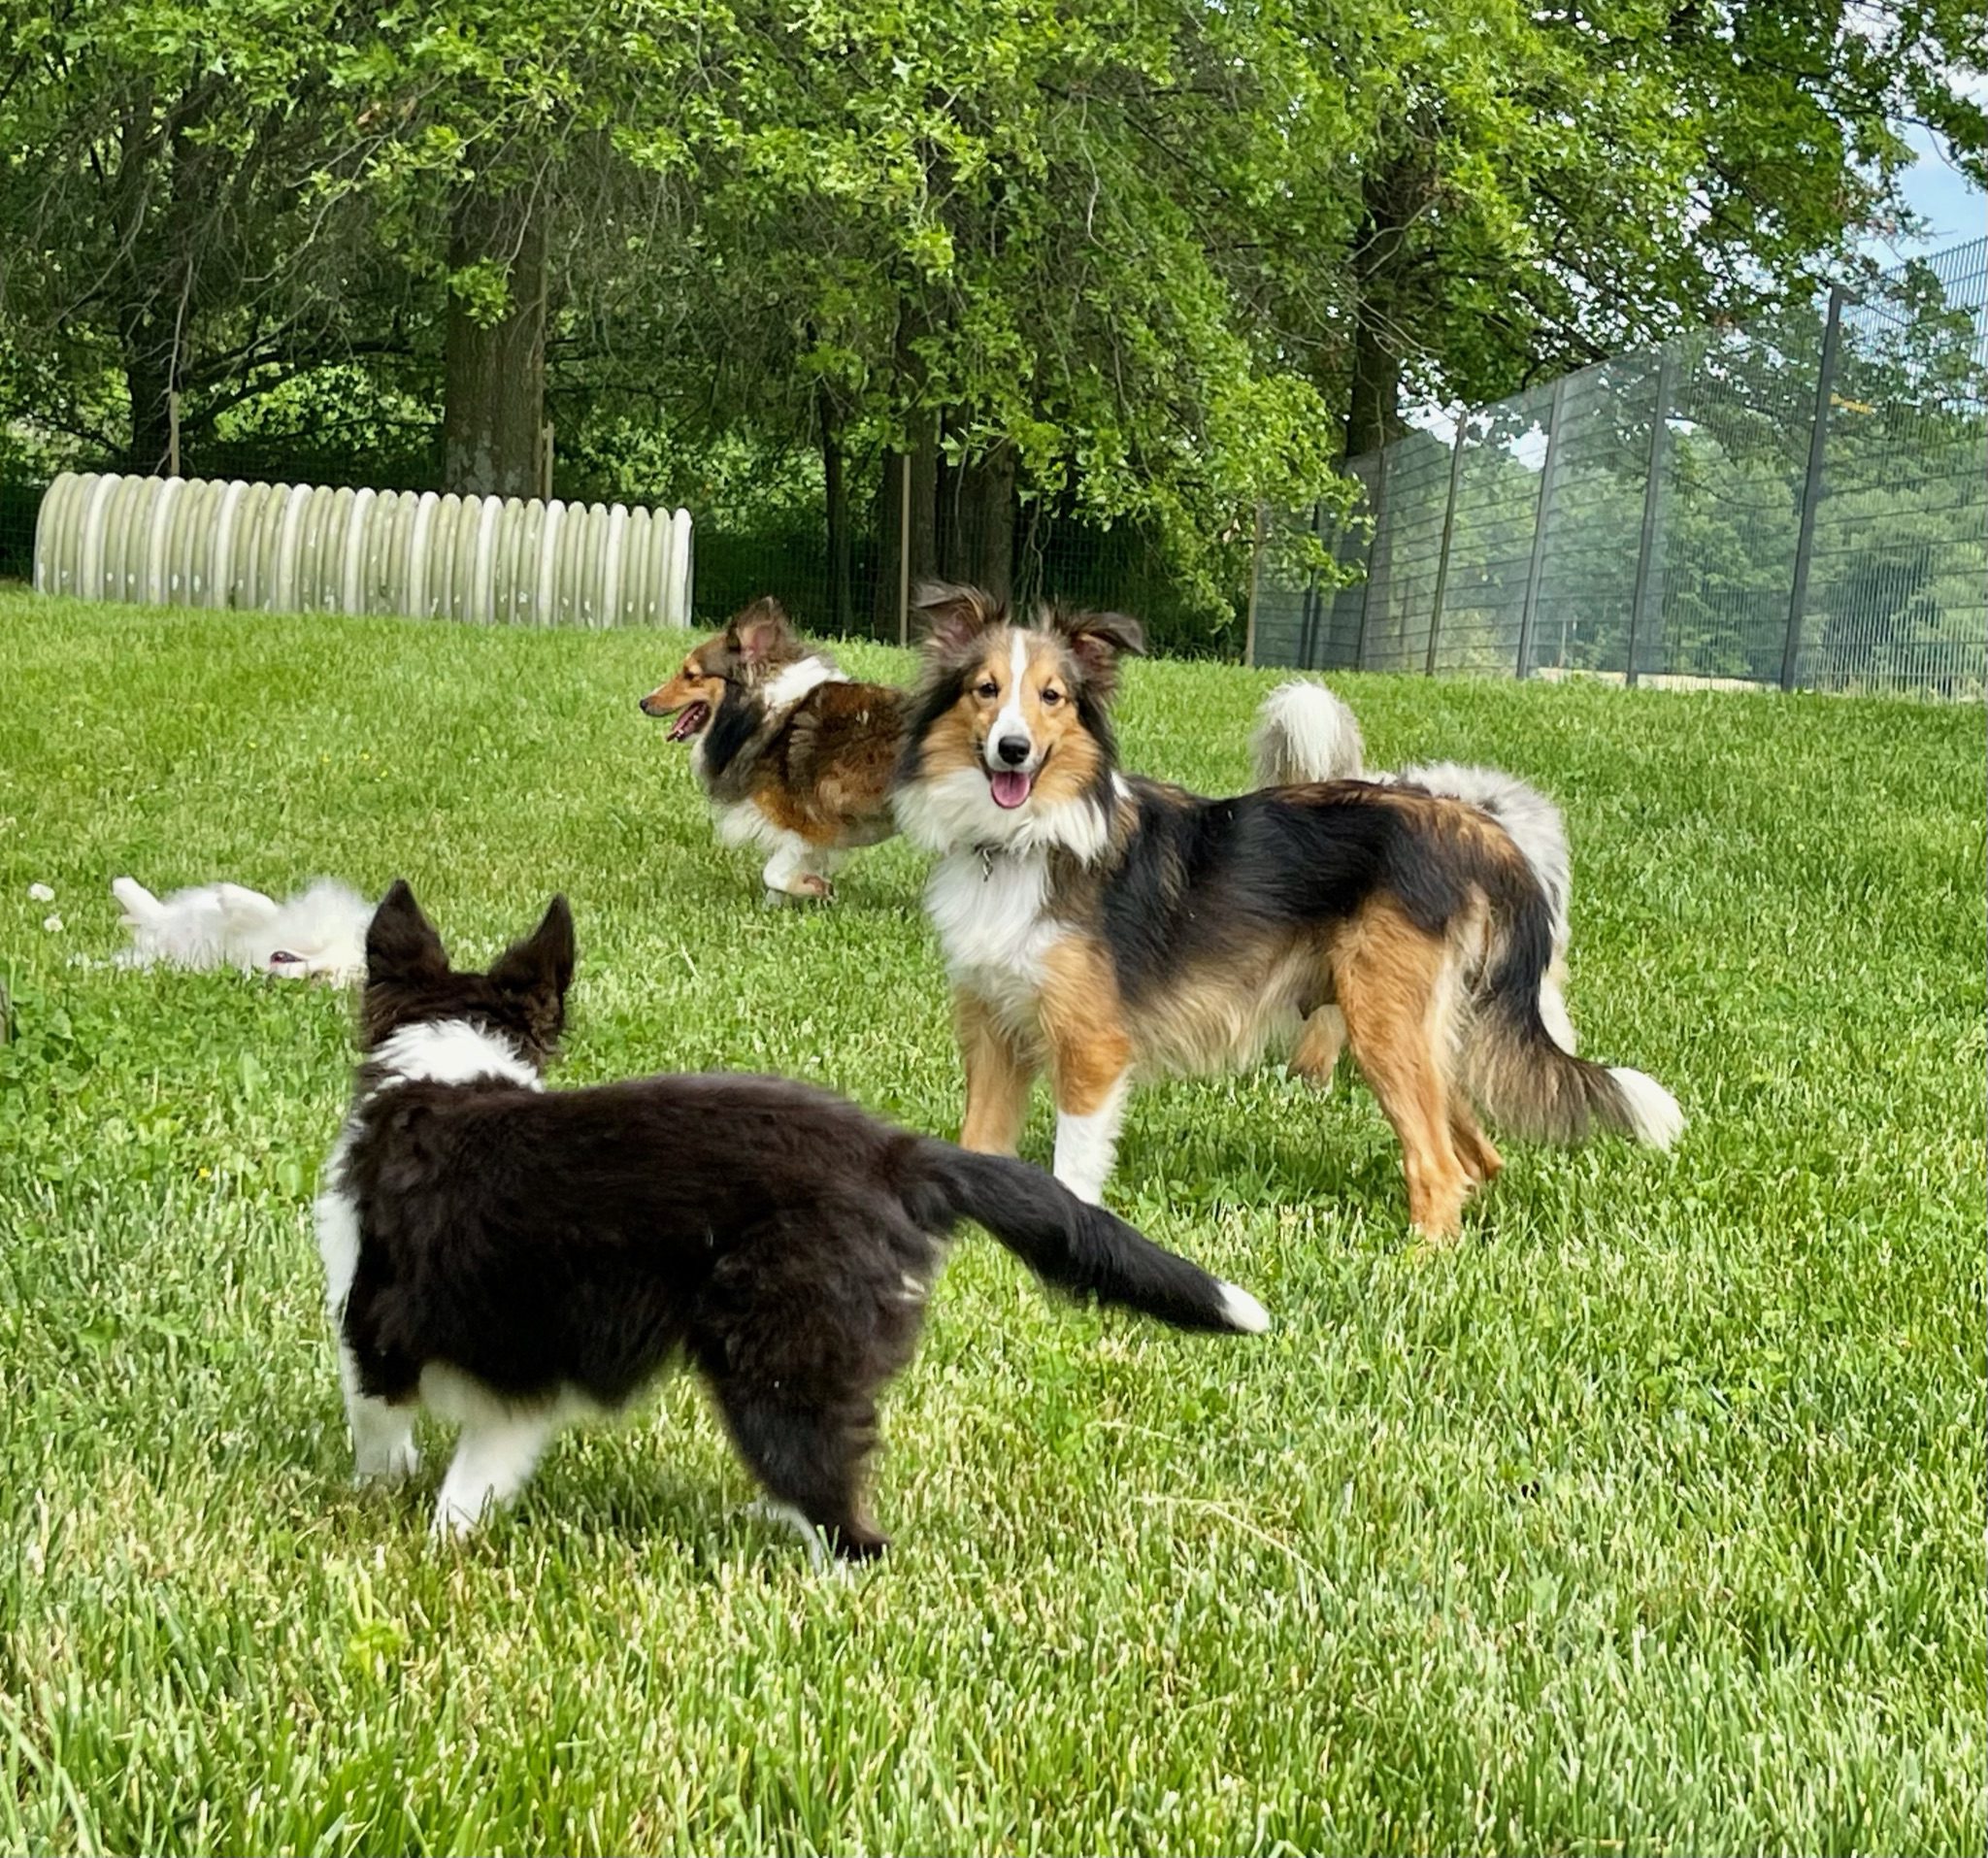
[1610,1067,1684,1149]
[371,1020,540,1091]
[421,1365,599,1539]
[1539,972,1578,1054]
[1052,1072,1131,1204]
[746,1497,834,1575]
[315,1146,420,1485]
[763,654,844,713]
[924,850,1068,1032]
[1216,1281,1272,1334]
[1250,680,1366,787]
[712,799,777,851]
[315,1139,362,1318]
[986,633,1035,771]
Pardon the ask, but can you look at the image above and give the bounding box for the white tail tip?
[1611,1068,1684,1150]
[1216,1281,1272,1334]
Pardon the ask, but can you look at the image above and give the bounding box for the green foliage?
[0,0,1982,622]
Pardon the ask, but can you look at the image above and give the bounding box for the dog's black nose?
[995,735,1031,767]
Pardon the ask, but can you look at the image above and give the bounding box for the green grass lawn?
[1,590,1982,1855]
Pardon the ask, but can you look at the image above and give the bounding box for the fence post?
[1356,445,1391,671]
[538,423,554,502]
[896,449,912,649]
[1243,502,1265,666]
[167,390,181,478]
[1625,346,1679,687]
[1782,284,1845,694]
[1515,373,1568,680]
[1301,500,1341,670]
[1425,414,1469,677]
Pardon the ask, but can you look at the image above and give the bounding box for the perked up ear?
[365,879,448,984]
[912,581,1005,657]
[726,596,795,667]
[1044,606,1145,696]
[489,894,577,1002]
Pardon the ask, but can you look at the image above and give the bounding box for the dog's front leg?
[761,834,835,902]
[1039,942,1133,1205]
[955,990,1036,1155]
[341,1346,419,1486]
[432,1409,561,1541]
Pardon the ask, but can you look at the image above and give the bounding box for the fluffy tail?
[1461,875,1682,1150]
[1388,760,1577,1052]
[904,1144,1269,1335]
[1250,680,1365,787]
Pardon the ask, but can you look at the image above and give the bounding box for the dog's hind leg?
[1446,1100,1503,1187]
[1334,906,1474,1241]
[712,1386,889,1563]
[1290,1005,1346,1090]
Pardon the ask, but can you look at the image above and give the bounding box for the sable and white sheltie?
[1251,679,1580,1067]
[639,597,906,901]
[315,882,1266,1562]
[892,584,1682,1241]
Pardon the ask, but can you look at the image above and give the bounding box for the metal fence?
[1254,238,1988,698]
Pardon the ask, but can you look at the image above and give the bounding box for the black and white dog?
[315,882,1267,1562]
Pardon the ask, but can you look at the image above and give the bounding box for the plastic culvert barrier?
[31,473,695,627]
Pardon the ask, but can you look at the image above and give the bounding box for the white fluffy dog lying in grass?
[112,876,372,982]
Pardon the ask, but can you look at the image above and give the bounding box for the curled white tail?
[1250,680,1365,787]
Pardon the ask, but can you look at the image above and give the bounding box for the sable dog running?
[639,597,906,901]
[315,882,1267,1562]
[893,583,1682,1241]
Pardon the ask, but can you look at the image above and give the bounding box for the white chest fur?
[926,850,1066,1029]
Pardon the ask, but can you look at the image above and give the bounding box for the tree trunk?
[117,102,219,474]
[943,441,1015,601]
[1344,314,1403,463]
[443,186,547,498]
[1343,150,1429,460]
[870,421,941,638]
[872,302,941,637]
[121,323,176,473]
[820,395,852,635]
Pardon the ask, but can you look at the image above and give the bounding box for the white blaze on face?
[986,632,1039,811]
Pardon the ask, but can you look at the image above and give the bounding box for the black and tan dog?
[892,583,1682,1241]
[639,598,906,901]
[315,882,1267,1562]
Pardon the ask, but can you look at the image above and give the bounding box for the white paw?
[353,1441,420,1487]
[429,1496,484,1542]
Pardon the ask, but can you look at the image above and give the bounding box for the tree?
[0,0,401,470]
[1304,0,1988,456]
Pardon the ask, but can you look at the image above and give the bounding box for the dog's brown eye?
[1041,687,1063,706]
[975,680,999,700]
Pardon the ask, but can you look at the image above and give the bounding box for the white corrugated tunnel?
[31,473,695,628]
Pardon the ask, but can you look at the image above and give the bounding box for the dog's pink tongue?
[989,770,1032,810]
